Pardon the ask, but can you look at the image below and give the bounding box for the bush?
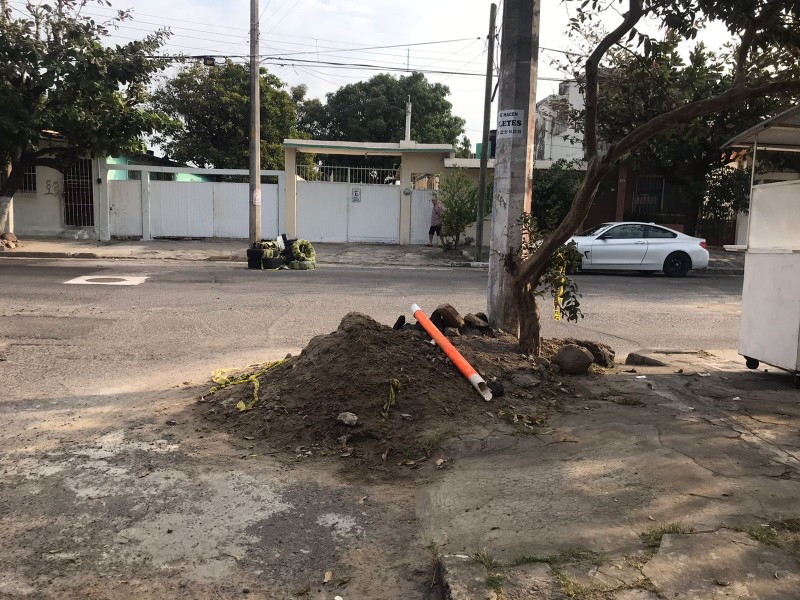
[439,169,479,248]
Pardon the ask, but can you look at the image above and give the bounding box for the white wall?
[13,165,64,235]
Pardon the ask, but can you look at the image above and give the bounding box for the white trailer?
[726,106,800,387]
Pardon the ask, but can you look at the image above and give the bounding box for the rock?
[625,352,667,367]
[0,232,18,243]
[392,315,406,330]
[512,371,539,387]
[165,419,178,426]
[475,312,489,323]
[549,363,561,374]
[432,303,465,330]
[337,412,358,427]
[487,379,504,397]
[463,313,490,331]
[534,356,551,369]
[553,344,594,375]
[429,311,446,332]
[443,327,461,337]
[562,338,615,367]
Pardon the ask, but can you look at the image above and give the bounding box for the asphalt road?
[0,258,744,401]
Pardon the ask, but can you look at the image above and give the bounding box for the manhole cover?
[64,275,148,286]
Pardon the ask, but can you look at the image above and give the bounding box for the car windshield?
[576,224,611,237]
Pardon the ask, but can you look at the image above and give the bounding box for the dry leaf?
[324,570,333,584]
[357,496,367,505]
[647,515,656,521]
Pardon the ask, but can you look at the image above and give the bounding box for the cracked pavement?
[426,352,800,599]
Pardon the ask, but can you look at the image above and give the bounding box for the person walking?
[427,192,444,246]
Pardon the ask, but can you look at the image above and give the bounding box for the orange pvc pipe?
[411,303,493,401]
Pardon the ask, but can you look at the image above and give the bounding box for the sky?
[8,0,729,151]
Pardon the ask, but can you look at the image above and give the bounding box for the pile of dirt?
[200,312,610,473]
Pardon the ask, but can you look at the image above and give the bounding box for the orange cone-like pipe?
[411,303,493,401]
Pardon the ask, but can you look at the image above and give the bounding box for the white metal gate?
[296,181,400,243]
[109,180,142,237]
[296,181,348,242]
[410,189,435,244]
[348,184,400,243]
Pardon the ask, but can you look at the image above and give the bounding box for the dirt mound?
[200,313,607,474]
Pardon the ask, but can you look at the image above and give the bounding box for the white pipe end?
[410,303,421,314]
[468,373,493,401]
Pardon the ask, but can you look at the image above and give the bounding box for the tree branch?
[612,78,800,161]
[733,2,782,87]
[584,0,643,159]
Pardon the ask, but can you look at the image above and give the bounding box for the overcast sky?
[11,0,729,151]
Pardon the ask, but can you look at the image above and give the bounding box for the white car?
[568,222,709,276]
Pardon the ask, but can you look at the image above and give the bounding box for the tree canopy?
[152,61,302,170]
[560,30,800,233]
[294,72,466,146]
[0,0,171,206]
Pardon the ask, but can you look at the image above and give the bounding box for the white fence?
[106,164,404,243]
[106,165,284,240]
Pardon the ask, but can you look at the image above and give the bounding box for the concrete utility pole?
[475,2,497,263]
[487,0,540,332]
[0,0,9,20]
[248,0,262,243]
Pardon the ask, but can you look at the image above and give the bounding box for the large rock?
[0,232,18,243]
[463,313,489,330]
[563,338,615,367]
[432,303,465,330]
[553,344,594,375]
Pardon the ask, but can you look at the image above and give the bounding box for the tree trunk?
[514,276,541,355]
[0,196,11,234]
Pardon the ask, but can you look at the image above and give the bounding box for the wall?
[13,164,63,235]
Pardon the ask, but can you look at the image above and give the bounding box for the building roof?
[723,105,800,153]
[284,139,454,156]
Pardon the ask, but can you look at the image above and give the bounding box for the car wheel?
[663,252,691,277]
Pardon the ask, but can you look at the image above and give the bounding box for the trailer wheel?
[745,357,759,370]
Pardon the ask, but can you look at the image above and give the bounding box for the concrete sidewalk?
[430,350,800,599]
[0,236,465,268]
[0,236,745,273]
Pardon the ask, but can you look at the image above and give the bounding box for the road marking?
[64,275,148,286]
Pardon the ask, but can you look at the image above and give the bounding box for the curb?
[703,267,744,275]
[448,261,489,268]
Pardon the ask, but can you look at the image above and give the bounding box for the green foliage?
[295,72,465,146]
[438,169,479,248]
[455,135,472,158]
[703,165,751,219]
[532,159,584,231]
[0,0,172,197]
[560,19,800,233]
[152,61,303,170]
[519,214,585,324]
